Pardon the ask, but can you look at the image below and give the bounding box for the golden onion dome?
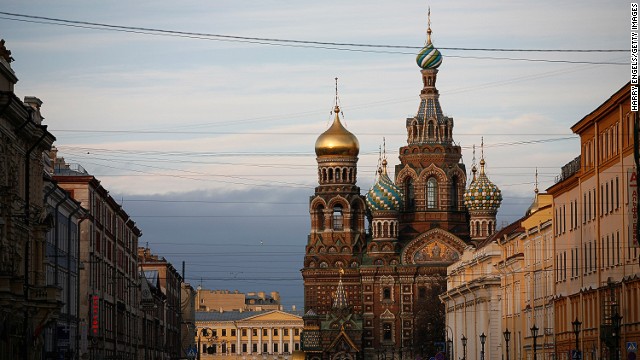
[314,105,359,157]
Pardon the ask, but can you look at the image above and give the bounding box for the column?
[258,327,262,355]
[248,327,252,354]
[268,326,273,355]
[237,328,241,357]
[289,327,294,354]
[278,327,283,354]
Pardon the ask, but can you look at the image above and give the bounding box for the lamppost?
[530,325,539,360]
[610,312,622,360]
[479,333,486,360]
[445,327,454,360]
[503,329,511,360]
[461,335,467,360]
[572,318,582,359]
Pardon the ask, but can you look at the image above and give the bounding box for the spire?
[534,168,539,194]
[333,77,340,115]
[479,137,486,174]
[471,144,477,182]
[426,7,432,46]
[332,268,349,308]
[381,137,388,176]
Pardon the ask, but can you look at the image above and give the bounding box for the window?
[383,323,392,341]
[263,329,268,336]
[295,343,300,351]
[383,287,391,300]
[284,343,289,353]
[222,329,227,337]
[284,329,289,336]
[231,344,236,353]
[231,329,236,337]
[451,176,459,209]
[426,178,437,209]
[332,205,344,231]
[253,344,258,353]
[294,329,299,336]
[273,343,278,353]
[428,121,434,138]
[616,177,620,209]
[242,329,247,337]
[263,343,268,353]
[242,344,247,353]
[253,329,257,337]
[212,330,218,337]
[405,178,415,210]
[273,329,278,336]
[418,287,426,299]
[316,205,326,229]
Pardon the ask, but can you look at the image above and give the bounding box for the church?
[300,15,503,360]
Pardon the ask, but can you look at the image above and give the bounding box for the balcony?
[29,284,62,306]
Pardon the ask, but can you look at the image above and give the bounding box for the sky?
[0,0,631,310]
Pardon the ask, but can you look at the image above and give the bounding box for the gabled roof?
[328,327,359,353]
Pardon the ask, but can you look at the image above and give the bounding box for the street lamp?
[572,318,582,359]
[530,325,539,360]
[461,335,467,360]
[479,333,486,360]
[444,327,454,360]
[610,312,622,360]
[503,329,511,360]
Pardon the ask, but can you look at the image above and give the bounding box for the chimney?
[291,305,296,311]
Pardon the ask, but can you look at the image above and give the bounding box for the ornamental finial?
[426,7,432,45]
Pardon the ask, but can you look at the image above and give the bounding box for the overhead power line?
[0,12,628,65]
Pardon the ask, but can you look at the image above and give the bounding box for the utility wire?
[0,11,626,53]
[0,12,627,65]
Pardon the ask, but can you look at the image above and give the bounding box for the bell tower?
[395,12,469,241]
[303,80,366,316]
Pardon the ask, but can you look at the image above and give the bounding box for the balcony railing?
[555,156,581,183]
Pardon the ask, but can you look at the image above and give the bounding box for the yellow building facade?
[548,83,639,360]
[496,192,553,360]
[196,310,303,360]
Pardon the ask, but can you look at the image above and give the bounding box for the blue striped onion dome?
[464,160,502,211]
[366,160,404,212]
[416,43,442,69]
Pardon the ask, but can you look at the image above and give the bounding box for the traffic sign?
[628,342,638,353]
[186,346,197,358]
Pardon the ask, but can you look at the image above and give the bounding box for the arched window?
[411,123,418,142]
[333,205,344,231]
[451,176,458,209]
[383,288,391,300]
[427,121,434,139]
[317,205,325,230]
[351,202,359,231]
[404,178,415,210]
[426,178,437,209]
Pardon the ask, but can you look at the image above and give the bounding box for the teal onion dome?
[366,160,404,212]
[464,159,502,211]
[416,43,442,69]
